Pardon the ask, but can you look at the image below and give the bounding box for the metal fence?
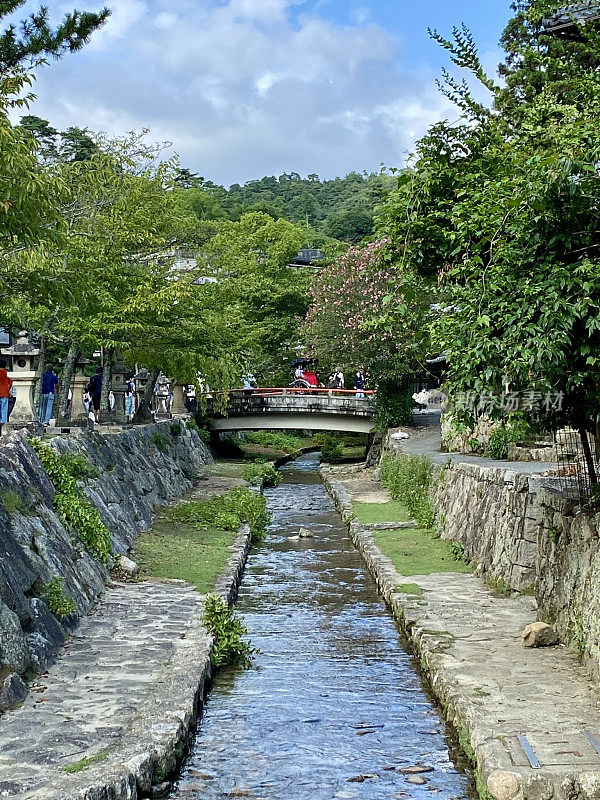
[554,428,600,504]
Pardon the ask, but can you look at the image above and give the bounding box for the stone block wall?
[433,459,600,678]
[434,462,540,592]
[0,423,211,684]
[535,489,600,682]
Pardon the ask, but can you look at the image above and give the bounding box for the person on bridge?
[354,369,366,399]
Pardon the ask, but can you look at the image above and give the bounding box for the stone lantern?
[1,332,40,425]
[170,383,189,416]
[154,375,172,421]
[106,355,130,425]
[58,356,91,425]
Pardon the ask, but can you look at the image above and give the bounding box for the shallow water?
[171,454,470,800]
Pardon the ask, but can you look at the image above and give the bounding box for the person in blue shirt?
[40,364,59,425]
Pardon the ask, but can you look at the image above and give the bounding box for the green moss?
[476,770,494,800]
[398,582,424,597]
[134,518,238,593]
[152,432,169,453]
[62,750,109,774]
[0,488,34,515]
[57,452,100,481]
[353,501,412,524]
[458,722,475,763]
[374,527,473,576]
[520,585,536,597]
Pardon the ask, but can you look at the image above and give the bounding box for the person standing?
[125,374,136,422]
[40,364,59,425]
[354,369,365,399]
[0,359,13,436]
[87,367,103,423]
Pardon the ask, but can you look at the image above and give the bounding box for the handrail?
[203,387,376,397]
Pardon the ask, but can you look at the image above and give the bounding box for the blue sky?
[16,0,512,185]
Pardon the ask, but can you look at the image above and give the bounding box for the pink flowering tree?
[302,239,432,421]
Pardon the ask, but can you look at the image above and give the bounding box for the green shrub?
[197,428,211,444]
[318,434,345,462]
[380,453,435,528]
[375,379,413,429]
[241,461,282,487]
[152,432,169,453]
[170,422,182,437]
[43,576,77,618]
[57,452,100,481]
[485,421,533,460]
[186,417,199,432]
[203,593,256,668]
[30,438,112,563]
[0,488,34,515]
[242,431,303,455]
[168,487,269,542]
[450,541,465,561]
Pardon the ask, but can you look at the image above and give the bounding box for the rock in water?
[400,766,434,774]
[522,621,559,648]
[298,527,314,538]
[405,775,427,785]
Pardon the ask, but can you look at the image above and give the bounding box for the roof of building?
[541,3,600,38]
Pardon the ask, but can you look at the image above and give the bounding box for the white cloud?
[18,0,451,184]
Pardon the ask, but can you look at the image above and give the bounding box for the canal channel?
[170,453,470,800]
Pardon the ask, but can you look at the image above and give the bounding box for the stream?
[170,454,470,800]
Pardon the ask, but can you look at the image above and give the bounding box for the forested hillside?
[18,114,396,246]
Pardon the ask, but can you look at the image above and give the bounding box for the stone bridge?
[204,388,376,434]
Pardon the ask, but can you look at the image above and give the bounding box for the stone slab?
[0,522,252,799]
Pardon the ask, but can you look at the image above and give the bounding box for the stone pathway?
[0,581,211,799]
[327,469,600,800]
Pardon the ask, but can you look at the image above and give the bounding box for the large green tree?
[378,1,600,442]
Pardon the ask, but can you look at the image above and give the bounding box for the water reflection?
[171,454,469,800]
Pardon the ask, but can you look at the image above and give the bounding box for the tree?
[18,114,58,160]
[377,1,600,445]
[323,208,373,243]
[59,126,96,162]
[201,212,308,384]
[302,239,432,423]
[0,2,109,69]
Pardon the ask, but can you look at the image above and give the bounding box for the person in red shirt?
[0,359,13,436]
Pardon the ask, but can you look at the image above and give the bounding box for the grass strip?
[373,527,473,576]
[353,500,413,525]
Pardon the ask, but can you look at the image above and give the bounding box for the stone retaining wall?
[0,423,212,687]
[433,461,540,592]
[427,458,600,680]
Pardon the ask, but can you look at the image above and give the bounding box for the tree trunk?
[33,336,47,422]
[100,348,114,419]
[133,369,159,423]
[57,343,80,425]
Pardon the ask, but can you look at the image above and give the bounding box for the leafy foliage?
[377,1,600,435]
[57,451,100,481]
[203,593,256,668]
[242,431,303,456]
[167,488,269,542]
[380,453,435,528]
[317,435,345,462]
[241,461,282,487]
[43,576,77,618]
[30,438,112,563]
[0,488,33,515]
[0,3,109,70]
[152,432,169,453]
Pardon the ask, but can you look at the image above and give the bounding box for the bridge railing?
[203,387,376,418]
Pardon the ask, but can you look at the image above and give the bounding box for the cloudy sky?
[13,0,511,185]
